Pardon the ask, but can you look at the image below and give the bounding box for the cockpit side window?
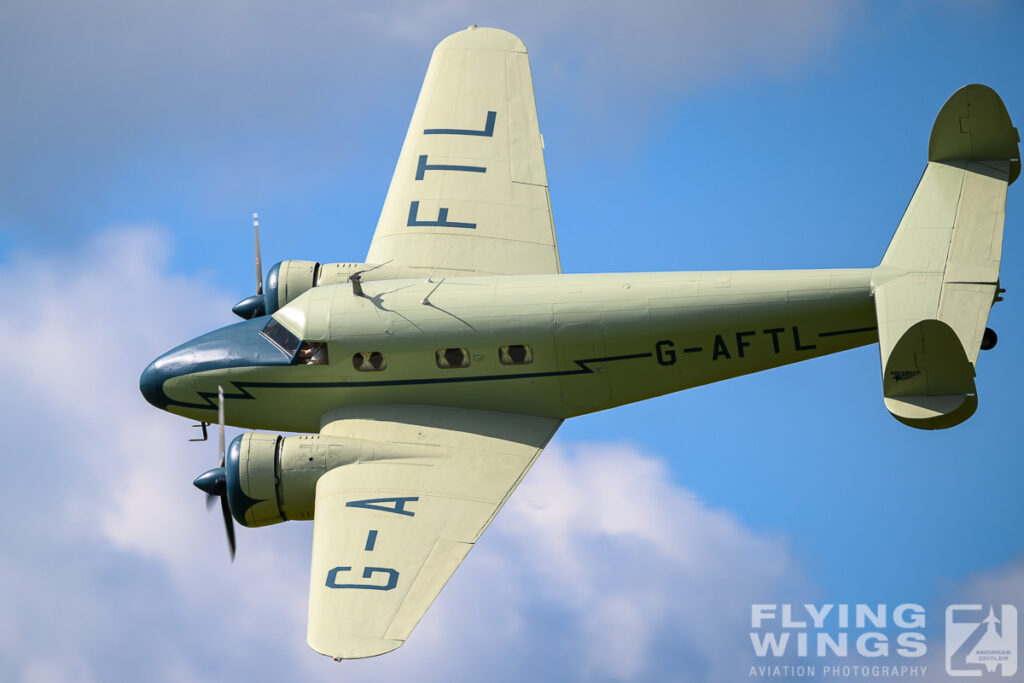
[261,319,302,356]
[296,342,329,365]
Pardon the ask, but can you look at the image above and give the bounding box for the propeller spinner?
[192,385,236,559]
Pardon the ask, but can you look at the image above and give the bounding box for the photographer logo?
[946,604,1017,677]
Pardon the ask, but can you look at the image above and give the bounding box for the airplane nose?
[139,359,164,408]
[139,346,195,410]
[139,316,294,412]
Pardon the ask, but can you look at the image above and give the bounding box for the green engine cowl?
[258,259,410,317]
[225,432,361,527]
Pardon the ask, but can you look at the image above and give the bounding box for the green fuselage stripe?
[173,351,654,410]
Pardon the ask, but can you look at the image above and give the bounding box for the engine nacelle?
[264,260,408,315]
[224,430,436,526]
[225,432,360,527]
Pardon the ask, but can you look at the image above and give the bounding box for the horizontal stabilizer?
[873,84,1018,429]
[929,83,1021,184]
[879,319,977,429]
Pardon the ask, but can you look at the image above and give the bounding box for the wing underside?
[365,26,560,278]
[306,405,561,659]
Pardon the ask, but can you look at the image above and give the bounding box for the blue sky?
[2,2,1023,681]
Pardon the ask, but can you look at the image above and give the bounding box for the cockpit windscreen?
[260,319,302,355]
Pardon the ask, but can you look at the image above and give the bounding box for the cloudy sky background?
[2,2,1023,681]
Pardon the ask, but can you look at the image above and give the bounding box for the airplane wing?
[307,405,561,659]
[365,26,561,277]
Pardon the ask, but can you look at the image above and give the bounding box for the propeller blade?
[217,385,225,464]
[194,388,235,560]
[220,494,237,560]
[253,213,263,296]
[231,214,267,320]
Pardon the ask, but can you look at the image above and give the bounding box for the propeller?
[192,385,236,560]
[253,212,263,299]
[232,213,267,319]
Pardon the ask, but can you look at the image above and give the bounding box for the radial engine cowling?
[225,432,361,527]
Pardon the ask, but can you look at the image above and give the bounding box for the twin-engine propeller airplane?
[140,26,1019,660]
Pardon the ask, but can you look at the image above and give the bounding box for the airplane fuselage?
[144,268,877,433]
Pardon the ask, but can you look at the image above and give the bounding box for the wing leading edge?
[307,405,561,659]
[365,26,561,278]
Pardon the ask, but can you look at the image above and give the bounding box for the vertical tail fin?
[873,84,1019,429]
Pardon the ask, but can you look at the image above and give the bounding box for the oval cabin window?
[436,348,470,369]
[499,344,533,365]
[352,351,387,371]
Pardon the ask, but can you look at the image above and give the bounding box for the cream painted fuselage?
[148,268,876,433]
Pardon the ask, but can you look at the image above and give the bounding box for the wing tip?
[435,26,527,54]
[308,634,405,661]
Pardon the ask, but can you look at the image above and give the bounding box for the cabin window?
[296,342,329,365]
[499,344,534,365]
[353,351,387,372]
[436,347,470,369]
[261,319,301,355]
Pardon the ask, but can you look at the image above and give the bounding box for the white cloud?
[790,555,1024,680]
[912,555,1024,679]
[315,443,814,682]
[0,226,810,682]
